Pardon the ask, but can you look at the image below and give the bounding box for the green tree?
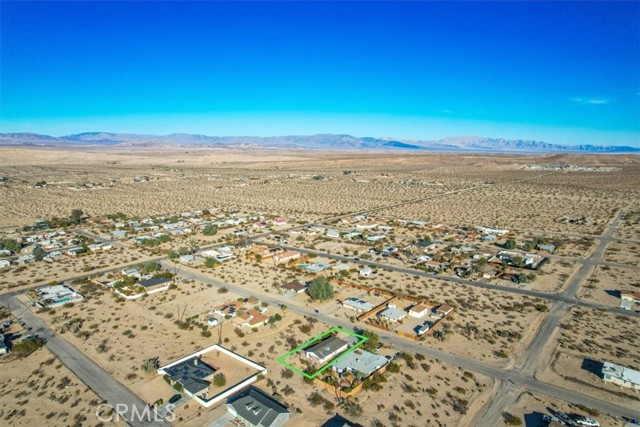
[505,238,516,250]
[361,330,380,352]
[1,239,21,253]
[12,337,45,354]
[308,276,334,301]
[203,224,218,236]
[141,262,161,273]
[213,373,226,387]
[177,246,191,256]
[32,246,46,261]
[70,209,84,225]
[205,257,218,268]
[167,250,179,260]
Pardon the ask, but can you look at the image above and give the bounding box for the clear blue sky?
[1,1,639,146]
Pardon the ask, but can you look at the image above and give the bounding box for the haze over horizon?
[1,1,639,147]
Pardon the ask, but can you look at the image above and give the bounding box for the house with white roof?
[342,297,373,313]
[602,361,640,391]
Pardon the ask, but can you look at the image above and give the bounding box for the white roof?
[379,308,406,321]
[603,361,640,385]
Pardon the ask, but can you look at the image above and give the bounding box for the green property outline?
[276,326,368,380]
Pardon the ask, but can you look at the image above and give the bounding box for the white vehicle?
[573,415,600,427]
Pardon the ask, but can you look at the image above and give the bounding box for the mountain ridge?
[0,132,637,153]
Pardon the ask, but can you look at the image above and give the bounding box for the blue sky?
[1,1,639,146]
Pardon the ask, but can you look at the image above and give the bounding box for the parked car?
[542,414,564,425]
[169,394,182,404]
[572,415,600,427]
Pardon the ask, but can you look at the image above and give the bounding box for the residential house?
[273,250,301,264]
[272,218,287,226]
[325,229,340,239]
[477,226,509,236]
[408,304,431,318]
[342,232,362,240]
[481,234,497,243]
[332,348,388,377]
[138,277,172,291]
[435,304,454,318]
[0,260,10,268]
[225,387,290,427]
[234,309,268,328]
[280,281,307,294]
[122,268,141,278]
[538,244,556,253]
[179,255,204,266]
[342,297,373,313]
[163,357,216,397]
[378,305,406,323]
[365,234,386,242]
[35,284,84,307]
[332,264,350,273]
[621,290,640,303]
[602,361,640,391]
[321,415,363,427]
[305,336,349,363]
[213,302,240,318]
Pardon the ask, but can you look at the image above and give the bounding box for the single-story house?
[280,281,307,294]
[122,268,141,278]
[481,234,497,243]
[179,255,205,266]
[378,306,407,323]
[332,264,350,272]
[305,336,349,364]
[332,348,388,377]
[235,309,269,328]
[272,218,287,226]
[213,302,240,318]
[226,387,290,427]
[602,361,640,391]
[621,290,640,303]
[342,297,373,313]
[325,229,340,239]
[163,356,216,396]
[273,250,301,264]
[366,234,386,242]
[111,230,128,239]
[538,244,556,253]
[408,304,431,318]
[138,277,172,290]
[435,304,454,317]
[0,260,10,268]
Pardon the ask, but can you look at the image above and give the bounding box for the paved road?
[166,259,640,421]
[475,212,629,426]
[2,295,172,427]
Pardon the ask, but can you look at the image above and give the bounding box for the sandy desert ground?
[1,147,639,427]
[0,346,121,427]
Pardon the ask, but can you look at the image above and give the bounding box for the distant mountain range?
[0,132,638,153]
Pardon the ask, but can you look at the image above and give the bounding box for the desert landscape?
[1,147,639,427]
